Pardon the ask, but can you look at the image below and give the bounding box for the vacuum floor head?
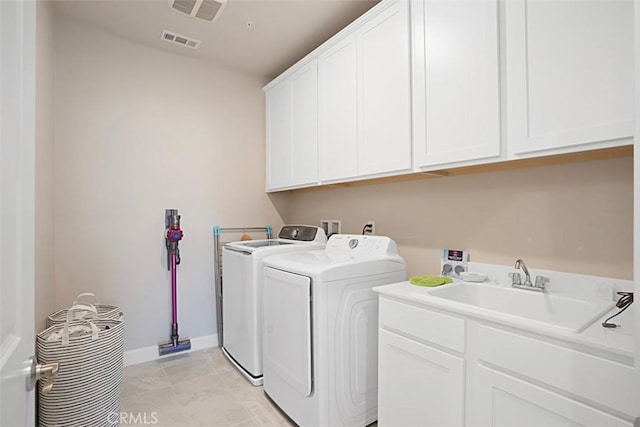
[158,338,191,356]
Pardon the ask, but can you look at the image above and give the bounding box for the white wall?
[288,156,633,281]
[53,16,286,351]
[35,0,55,333]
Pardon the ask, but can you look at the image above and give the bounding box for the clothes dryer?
[262,234,406,426]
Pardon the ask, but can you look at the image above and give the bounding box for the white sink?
[428,282,615,333]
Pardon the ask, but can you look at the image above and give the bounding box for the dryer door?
[263,267,313,397]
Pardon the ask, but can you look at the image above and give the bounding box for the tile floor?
[121,347,295,427]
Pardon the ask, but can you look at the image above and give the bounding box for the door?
[290,60,318,187]
[358,0,411,176]
[0,0,37,426]
[473,365,629,426]
[635,0,640,422]
[506,0,634,155]
[265,78,292,190]
[263,267,312,397]
[318,34,358,182]
[378,329,465,427]
[413,0,501,167]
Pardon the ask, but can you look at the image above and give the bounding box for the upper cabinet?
[412,0,502,168]
[505,0,634,156]
[319,0,412,182]
[265,60,319,191]
[264,0,635,192]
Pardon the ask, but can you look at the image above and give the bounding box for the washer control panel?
[279,225,327,242]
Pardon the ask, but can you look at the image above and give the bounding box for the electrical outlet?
[363,220,375,235]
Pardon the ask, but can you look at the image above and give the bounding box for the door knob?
[35,361,59,381]
[27,357,59,394]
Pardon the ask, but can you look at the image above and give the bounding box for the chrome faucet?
[514,259,532,287]
[509,258,549,292]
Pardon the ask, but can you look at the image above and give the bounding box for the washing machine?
[222,225,327,386]
[262,234,406,427]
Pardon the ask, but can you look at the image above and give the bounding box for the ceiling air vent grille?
[161,30,201,49]
[195,0,223,21]
[172,0,197,15]
[168,0,227,22]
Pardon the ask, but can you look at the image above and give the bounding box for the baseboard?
[123,334,219,367]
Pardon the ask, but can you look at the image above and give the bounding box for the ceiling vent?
[160,30,202,49]
[168,0,227,23]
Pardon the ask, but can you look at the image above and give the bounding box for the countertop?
[374,280,634,362]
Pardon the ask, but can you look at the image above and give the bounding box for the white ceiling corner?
[51,0,380,81]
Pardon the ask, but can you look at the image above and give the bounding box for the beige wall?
[287,157,633,281]
[53,16,285,350]
[35,0,55,333]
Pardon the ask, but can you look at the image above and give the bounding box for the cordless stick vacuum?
[158,209,192,356]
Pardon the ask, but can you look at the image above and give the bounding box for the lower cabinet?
[378,329,464,426]
[377,296,635,427]
[473,365,632,427]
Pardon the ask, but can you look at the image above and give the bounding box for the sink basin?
[428,282,615,333]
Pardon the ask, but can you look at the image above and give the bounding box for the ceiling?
[52,0,380,82]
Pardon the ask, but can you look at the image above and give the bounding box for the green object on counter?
[409,275,453,287]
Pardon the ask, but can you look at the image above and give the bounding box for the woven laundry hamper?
[37,305,125,427]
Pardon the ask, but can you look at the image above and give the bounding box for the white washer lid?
[224,240,326,258]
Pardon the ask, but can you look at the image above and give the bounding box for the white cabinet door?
[412,0,501,168]
[506,0,634,155]
[473,365,631,427]
[319,0,412,182]
[290,62,319,186]
[266,60,318,191]
[378,329,464,427]
[266,79,291,190]
[319,35,359,182]
[358,0,412,176]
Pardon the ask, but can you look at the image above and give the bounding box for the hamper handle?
[67,301,98,321]
[62,305,99,346]
[73,292,100,307]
